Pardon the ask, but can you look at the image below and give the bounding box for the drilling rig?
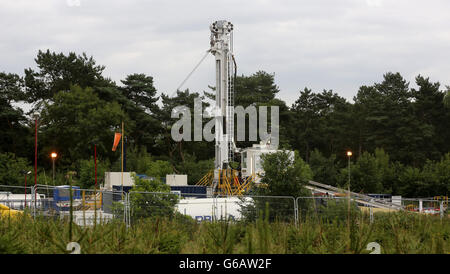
[196,20,255,195]
[210,21,235,175]
[196,20,284,195]
[206,20,241,195]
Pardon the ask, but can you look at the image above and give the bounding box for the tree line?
[0,49,449,197]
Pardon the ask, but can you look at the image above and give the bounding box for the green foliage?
[119,73,161,151]
[40,85,127,167]
[0,153,32,187]
[117,145,153,174]
[444,90,450,108]
[120,73,159,113]
[289,88,353,163]
[129,174,178,219]
[146,160,173,179]
[258,150,312,197]
[0,73,29,157]
[239,152,312,223]
[233,71,280,108]
[1,49,449,199]
[131,173,170,193]
[24,49,108,104]
[309,149,338,186]
[316,199,361,223]
[337,148,397,194]
[77,157,109,189]
[397,153,450,197]
[0,210,448,254]
[175,154,213,184]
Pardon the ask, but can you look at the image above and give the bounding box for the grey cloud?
[1,0,449,105]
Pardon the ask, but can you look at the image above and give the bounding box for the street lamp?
[346,150,352,230]
[51,152,57,185]
[346,150,352,193]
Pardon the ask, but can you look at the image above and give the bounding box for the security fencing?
[34,185,127,226]
[0,184,447,227]
[0,184,127,226]
[0,185,34,210]
[295,196,399,225]
[128,191,180,225]
[232,195,297,223]
[127,191,298,224]
[401,198,446,219]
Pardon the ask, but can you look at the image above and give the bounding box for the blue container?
[53,185,81,211]
[170,185,207,198]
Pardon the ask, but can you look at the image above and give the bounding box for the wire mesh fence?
[296,196,377,224]
[0,185,34,211]
[1,184,447,227]
[401,198,446,216]
[128,191,186,224]
[0,184,129,226]
[128,191,297,224]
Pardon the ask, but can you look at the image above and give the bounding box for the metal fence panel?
[233,195,297,223]
[0,185,34,211]
[128,191,297,224]
[296,196,374,224]
[128,191,182,224]
[2,184,448,226]
[401,198,445,216]
[33,186,126,226]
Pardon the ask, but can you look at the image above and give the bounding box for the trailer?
[175,196,253,222]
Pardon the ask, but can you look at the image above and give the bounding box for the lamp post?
[346,150,352,232]
[51,152,57,185]
[347,151,352,194]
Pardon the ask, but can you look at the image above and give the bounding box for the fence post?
[122,191,125,225]
[31,186,36,218]
[127,192,133,226]
[369,207,374,224]
[125,192,130,228]
[294,197,298,226]
[440,201,444,220]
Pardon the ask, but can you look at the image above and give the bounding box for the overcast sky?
[1,0,450,106]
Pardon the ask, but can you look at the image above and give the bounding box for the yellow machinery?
[196,169,255,196]
[433,196,448,207]
[81,190,102,210]
[0,203,24,218]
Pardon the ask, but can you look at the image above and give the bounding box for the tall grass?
[0,211,448,254]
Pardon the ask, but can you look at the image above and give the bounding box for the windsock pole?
[121,121,124,199]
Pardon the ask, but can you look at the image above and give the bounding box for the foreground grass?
[0,212,448,254]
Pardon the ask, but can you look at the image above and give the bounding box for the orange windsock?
[112,132,122,151]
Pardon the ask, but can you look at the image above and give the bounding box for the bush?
[0,152,32,187]
[129,175,178,220]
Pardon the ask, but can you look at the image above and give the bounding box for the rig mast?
[209,20,236,176]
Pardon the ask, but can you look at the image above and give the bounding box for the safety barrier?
[0,185,447,227]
